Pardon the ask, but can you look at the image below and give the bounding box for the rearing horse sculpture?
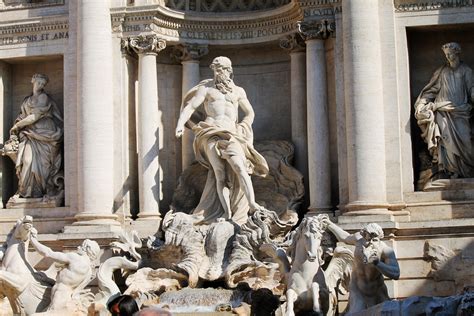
[0,216,53,315]
[262,215,329,316]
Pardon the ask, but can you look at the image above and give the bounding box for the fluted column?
[127,34,166,220]
[279,34,309,207]
[172,44,209,171]
[342,0,388,214]
[75,0,116,224]
[298,20,334,215]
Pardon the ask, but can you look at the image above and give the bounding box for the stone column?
[342,0,389,215]
[298,20,334,215]
[279,34,309,207]
[127,34,166,220]
[74,0,116,225]
[172,44,209,171]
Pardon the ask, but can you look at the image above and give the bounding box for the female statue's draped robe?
[15,93,63,198]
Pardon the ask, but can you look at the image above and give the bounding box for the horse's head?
[11,216,34,242]
[291,217,325,264]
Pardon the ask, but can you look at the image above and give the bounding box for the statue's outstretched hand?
[29,227,38,239]
[175,126,184,138]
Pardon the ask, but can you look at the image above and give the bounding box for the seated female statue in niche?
[415,42,474,186]
[2,74,64,207]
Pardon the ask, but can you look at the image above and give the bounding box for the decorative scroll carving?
[279,33,306,52]
[127,34,167,55]
[171,44,209,62]
[297,19,335,40]
[164,0,290,12]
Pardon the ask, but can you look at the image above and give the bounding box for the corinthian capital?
[297,20,335,41]
[125,34,166,55]
[171,44,209,62]
[279,33,306,52]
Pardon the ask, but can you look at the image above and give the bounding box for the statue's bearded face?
[444,50,459,64]
[212,64,233,93]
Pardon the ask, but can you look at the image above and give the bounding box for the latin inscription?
[0,31,68,46]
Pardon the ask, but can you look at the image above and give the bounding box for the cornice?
[0,17,68,36]
[111,2,303,44]
[394,0,474,12]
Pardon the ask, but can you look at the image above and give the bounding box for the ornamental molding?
[171,43,209,62]
[125,34,167,55]
[279,33,306,52]
[297,19,335,40]
[0,0,64,12]
[394,0,474,12]
[111,2,302,44]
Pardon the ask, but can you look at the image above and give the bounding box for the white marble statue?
[175,56,269,224]
[3,74,64,206]
[29,229,100,313]
[415,42,474,179]
[0,216,53,315]
[262,215,330,316]
[322,219,400,314]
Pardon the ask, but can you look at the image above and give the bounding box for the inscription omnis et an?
[0,31,68,46]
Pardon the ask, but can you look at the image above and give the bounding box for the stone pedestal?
[128,34,166,220]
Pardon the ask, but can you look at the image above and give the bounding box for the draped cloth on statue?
[15,94,63,198]
[180,79,269,225]
[415,63,474,177]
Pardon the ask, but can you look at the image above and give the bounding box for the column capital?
[297,19,335,41]
[171,44,209,63]
[279,33,306,53]
[123,34,167,56]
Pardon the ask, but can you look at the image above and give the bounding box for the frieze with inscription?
[0,31,68,46]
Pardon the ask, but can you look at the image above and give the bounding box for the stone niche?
[0,55,64,208]
[155,43,292,210]
[407,24,474,191]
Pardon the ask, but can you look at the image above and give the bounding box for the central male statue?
[176,56,268,224]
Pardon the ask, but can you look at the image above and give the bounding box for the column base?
[62,213,122,239]
[306,206,334,217]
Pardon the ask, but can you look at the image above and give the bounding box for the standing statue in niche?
[1,73,64,207]
[322,219,400,314]
[175,56,269,224]
[415,42,474,182]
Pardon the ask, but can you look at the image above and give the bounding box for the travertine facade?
[0,0,473,314]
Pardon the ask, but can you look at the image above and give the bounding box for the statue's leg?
[226,154,262,212]
[206,142,232,218]
[311,281,321,313]
[285,288,297,316]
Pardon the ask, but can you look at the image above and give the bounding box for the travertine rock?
[424,241,474,292]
